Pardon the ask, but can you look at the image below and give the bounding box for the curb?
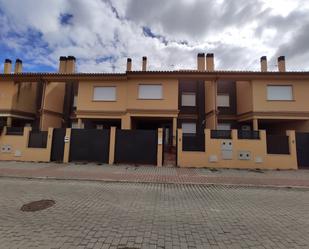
[1,175,309,190]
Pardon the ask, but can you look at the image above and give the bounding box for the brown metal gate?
[51,128,66,162]
[69,129,110,163]
[115,129,157,165]
[296,132,309,168]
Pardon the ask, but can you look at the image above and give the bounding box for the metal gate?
[51,128,66,162]
[69,129,110,163]
[115,130,157,165]
[296,132,309,168]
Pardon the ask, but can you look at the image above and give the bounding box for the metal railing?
[6,127,24,136]
[238,130,260,139]
[210,130,232,139]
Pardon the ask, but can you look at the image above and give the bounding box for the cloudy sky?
[0,0,309,73]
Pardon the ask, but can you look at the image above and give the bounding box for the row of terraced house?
[1,53,309,169]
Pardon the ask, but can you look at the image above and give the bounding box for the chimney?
[142,56,147,71]
[59,56,67,73]
[4,59,12,74]
[127,58,132,71]
[197,53,205,71]
[66,56,76,73]
[206,53,214,71]
[278,56,286,72]
[14,59,23,73]
[260,56,267,72]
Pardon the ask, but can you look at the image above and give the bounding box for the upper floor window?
[182,122,196,134]
[267,85,293,101]
[138,84,162,99]
[93,86,116,101]
[217,94,230,107]
[217,123,231,130]
[181,92,196,106]
[73,95,77,109]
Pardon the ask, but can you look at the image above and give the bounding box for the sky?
[0,0,309,73]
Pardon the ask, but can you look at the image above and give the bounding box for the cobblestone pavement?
[1,178,309,249]
[0,161,309,187]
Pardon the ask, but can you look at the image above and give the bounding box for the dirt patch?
[21,200,55,212]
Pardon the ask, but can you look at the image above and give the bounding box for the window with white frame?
[138,84,162,99]
[182,122,196,134]
[217,94,230,107]
[93,86,116,101]
[267,85,293,101]
[217,123,231,130]
[181,92,196,106]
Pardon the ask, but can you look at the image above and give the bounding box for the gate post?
[157,128,163,167]
[109,127,116,165]
[286,130,298,169]
[63,128,71,163]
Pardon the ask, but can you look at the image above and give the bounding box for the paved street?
[1,161,309,187]
[0,178,309,249]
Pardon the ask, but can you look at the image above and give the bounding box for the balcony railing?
[210,130,232,139]
[6,127,24,136]
[238,130,260,140]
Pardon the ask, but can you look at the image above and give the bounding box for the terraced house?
[1,53,309,169]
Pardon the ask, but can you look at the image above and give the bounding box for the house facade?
[1,53,309,168]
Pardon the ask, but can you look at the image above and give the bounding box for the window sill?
[92,100,117,102]
[137,98,164,100]
[266,99,295,102]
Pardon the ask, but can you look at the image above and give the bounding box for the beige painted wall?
[0,81,15,110]
[236,81,253,114]
[0,127,53,162]
[252,80,309,112]
[41,113,63,131]
[12,82,38,114]
[40,82,66,130]
[77,79,178,114]
[178,129,297,170]
[0,81,37,115]
[43,83,66,113]
[77,81,127,112]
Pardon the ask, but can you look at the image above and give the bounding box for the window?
[73,95,77,108]
[138,84,162,99]
[182,122,196,134]
[217,94,230,107]
[217,123,231,130]
[181,92,196,106]
[267,85,293,100]
[93,86,116,101]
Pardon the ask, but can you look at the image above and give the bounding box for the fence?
[6,127,24,136]
[28,130,48,148]
[0,127,52,162]
[177,129,297,170]
[266,135,290,154]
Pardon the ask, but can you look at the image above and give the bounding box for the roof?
[1,70,309,82]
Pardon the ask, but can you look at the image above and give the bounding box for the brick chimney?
[4,59,12,74]
[142,56,147,71]
[206,53,214,71]
[127,58,132,71]
[197,53,205,71]
[278,56,286,72]
[66,56,76,73]
[59,56,67,73]
[260,56,267,72]
[14,59,23,73]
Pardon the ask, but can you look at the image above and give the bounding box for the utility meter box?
[221,140,233,160]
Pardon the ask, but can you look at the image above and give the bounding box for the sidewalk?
[0,161,308,188]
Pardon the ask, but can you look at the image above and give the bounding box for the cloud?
[0,0,309,73]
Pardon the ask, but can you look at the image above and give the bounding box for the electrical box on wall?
[238,151,251,160]
[221,140,233,160]
[1,144,12,153]
[209,155,218,162]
